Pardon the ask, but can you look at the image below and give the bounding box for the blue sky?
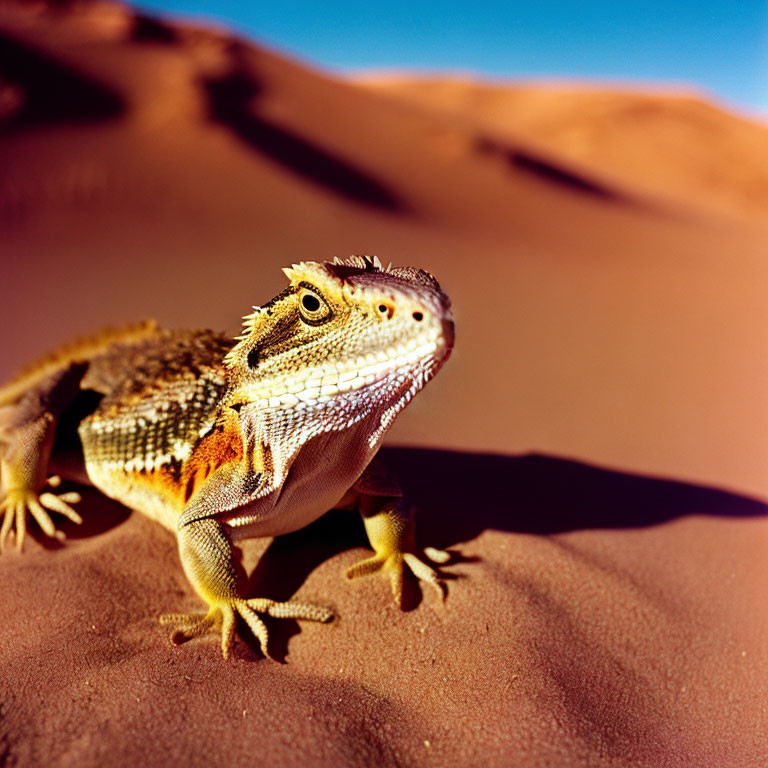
[135,1,768,115]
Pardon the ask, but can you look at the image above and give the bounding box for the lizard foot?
[0,476,82,552]
[346,546,451,607]
[160,598,334,660]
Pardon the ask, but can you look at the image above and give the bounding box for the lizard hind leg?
[0,476,82,552]
[0,363,89,552]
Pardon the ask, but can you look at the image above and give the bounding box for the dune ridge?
[357,74,768,221]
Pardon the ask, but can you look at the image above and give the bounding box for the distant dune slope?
[358,76,768,220]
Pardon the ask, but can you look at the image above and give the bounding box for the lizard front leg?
[345,460,451,606]
[161,465,332,659]
[346,496,451,606]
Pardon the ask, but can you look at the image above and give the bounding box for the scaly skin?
[0,256,455,659]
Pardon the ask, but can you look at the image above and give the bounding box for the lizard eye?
[298,286,332,325]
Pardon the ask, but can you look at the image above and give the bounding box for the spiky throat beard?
[245,349,442,451]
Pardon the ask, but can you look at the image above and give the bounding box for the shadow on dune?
[250,449,768,578]
[258,448,766,566]
[383,447,767,544]
[34,447,766,657]
[475,136,629,202]
[243,447,767,654]
[0,32,124,130]
[130,13,179,44]
[43,446,767,570]
[202,45,406,213]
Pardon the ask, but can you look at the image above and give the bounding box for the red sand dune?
[1,2,767,766]
[359,75,768,221]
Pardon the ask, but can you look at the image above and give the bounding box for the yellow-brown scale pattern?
[78,333,233,511]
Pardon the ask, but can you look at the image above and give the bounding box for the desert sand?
[1,2,767,766]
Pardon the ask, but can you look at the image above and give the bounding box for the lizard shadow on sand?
[381,447,768,541]
[35,486,132,551]
[33,448,767,660]
[243,446,767,659]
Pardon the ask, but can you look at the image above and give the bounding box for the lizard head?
[224,255,454,446]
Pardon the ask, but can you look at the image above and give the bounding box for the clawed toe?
[423,546,451,564]
[162,598,334,660]
[0,478,83,552]
[160,609,219,640]
[346,548,449,607]
[345,554,387,580]
[403,553,447,601]
[161,608,240,659]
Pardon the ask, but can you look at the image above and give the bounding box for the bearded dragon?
[0,256,455,659]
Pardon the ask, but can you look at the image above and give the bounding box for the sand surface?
[1,2,767,766]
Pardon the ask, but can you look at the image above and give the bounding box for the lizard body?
[0,256,455,658]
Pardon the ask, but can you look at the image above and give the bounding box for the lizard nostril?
[412,312,423,322]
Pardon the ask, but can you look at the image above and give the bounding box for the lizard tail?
[0,319,160,407]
